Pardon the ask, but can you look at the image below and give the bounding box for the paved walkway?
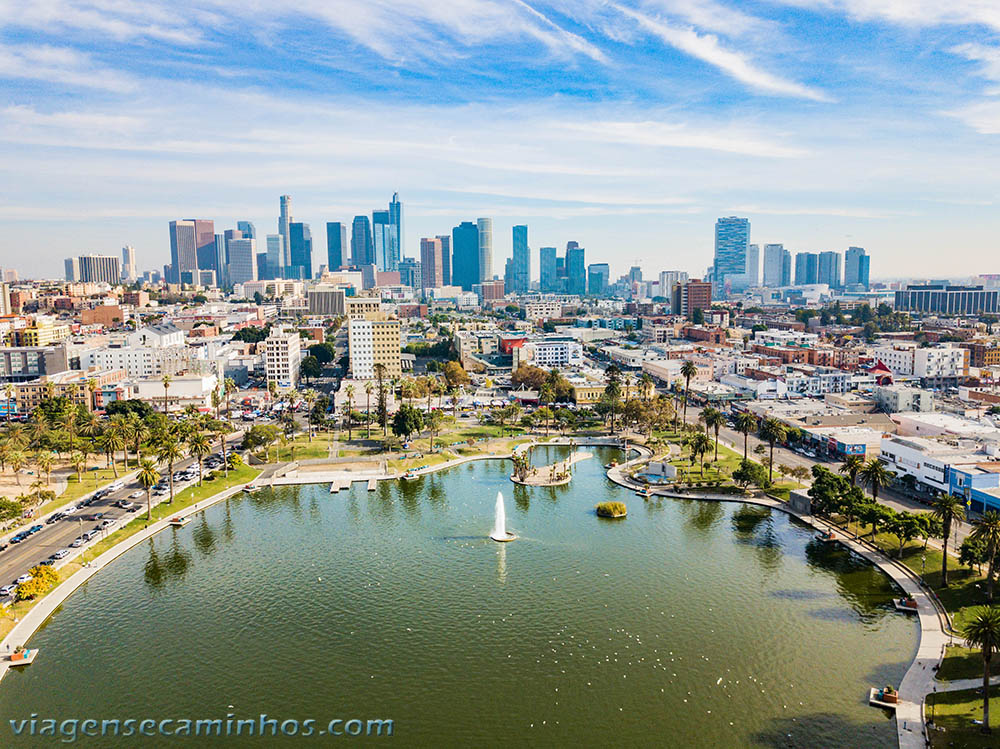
[608,454,944,749]
[511,450,592,486]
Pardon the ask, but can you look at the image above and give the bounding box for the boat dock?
[367,478,377,491]
[329,478,353,493]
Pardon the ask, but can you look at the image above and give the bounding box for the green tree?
[680,360,698,427]
[932,494,967,587]
[733,411,757,461]
[137,458,160,521]
[733,458,770,491]
[392,404,424,442]
[961,606,1000,734]
[426,409,446,452]
[688,431,713,475]
[156,436,184,502]
[859,458,893,501]
[699,407,725,462]
[300,355,322,383]
[187,432,212,486]
[758,417,786,484]
[161,374,171,415]
[839,455,865,486]
[970,511,1000,602]
[888,511,923,558]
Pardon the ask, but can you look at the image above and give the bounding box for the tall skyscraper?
[78,255,121,285]
[264,235,282,280]
[844,246,870,290]
[657,271,688,299]
[420,237,444,291]
[389,192,403,260]
[745,243,760,289]
[213,234,227,286]
[237,221,256,239]
[794,252,819,285]
[511,225,530,293]
[168,220,198,284]
[762,244,791,287]
[372,209,398,272]
[587,263,609,296]
[452,221,479,291]
[278,195,292,269]
[628,266,643,283]
[121,245,136,282]
[477,218,493,282]
[326,222,347,270]
[64,257,79,282]
[436,235,451,286]
[817,251,841,289]
[713,216,750,295]
[398,257,422,290]
[351,215,374,266]
[566,243,586,296]
[539,247,557,292]
[227,237,257,284]
[288,222,313,279]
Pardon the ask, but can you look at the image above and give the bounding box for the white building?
[227,238,257,285]
[512,337,583,369]
[873,384,934,413]
[873,343,968,383]
[878,435,987,496]
[525,302,563,322]
[264,326,302,388]
[125,374,218,413]
[752,329,819,347]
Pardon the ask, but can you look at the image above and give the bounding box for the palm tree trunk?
[768,441,774,482]
[942,519,951,587]
[983,655,992,732]
[986,546,996,602]
[743,432,748,461]
[146,489,152,521]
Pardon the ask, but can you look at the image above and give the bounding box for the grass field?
[937,645,1000,682]
[928,684,1000,748]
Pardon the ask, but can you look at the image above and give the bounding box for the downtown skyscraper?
[713,216,749,296]
[326,222,347,270]
[539,247,557,292]
[288,222,312,279]
[278,195,292,270]
[477,218,493,282]
[817,251,841,289]
[510,225,530,293]
[566,242,585,296]
[844,246,870,290]
[351,215,374,266]
[762,244,791,287]
[452,221,479,291]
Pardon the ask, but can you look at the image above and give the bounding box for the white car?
[99,519,115,529]
[70,538,85,548]
[129,490,144,499]
[51,549,70,560]
[108,482,124,492]
[62,505,78,515]
[15,574,32,585]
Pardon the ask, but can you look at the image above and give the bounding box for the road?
[0,430,246,599]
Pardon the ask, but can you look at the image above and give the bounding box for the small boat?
[817,530,837,543]
[243,484,262,494]
[402,471,420,481]
[604,460,618,469]
[636,486,654,499]
[168,516,191,527]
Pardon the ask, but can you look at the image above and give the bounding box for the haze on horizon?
[1,0,999,280]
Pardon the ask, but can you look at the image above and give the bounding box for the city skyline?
[2,3,1000,278]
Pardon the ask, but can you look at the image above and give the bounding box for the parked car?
[82,513,105,522]
[99,519,115,529]
[15,574,32,584]
[119,501,137,510]
[28,525,43,534]
[51,549,70,560]
[0,543,7,552]
[129,490,145,499]
[70,537,85,548]
[46,512,65,524]
[9,533,28,544]
[0,585,16,597]
[37,559,54,566]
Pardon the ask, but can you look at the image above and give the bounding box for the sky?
[1,0,999,282]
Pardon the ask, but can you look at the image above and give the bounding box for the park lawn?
[442,425,524,443]
[927,685,1000,748]
[0,464,259,641]
[937,645,1000,682]
[387,451,459,474]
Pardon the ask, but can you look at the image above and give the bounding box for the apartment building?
[347,318,402,380]
[264,325,303,388]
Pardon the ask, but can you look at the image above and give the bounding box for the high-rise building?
[278,195,292,269]
[264,325,302,387]
[436,235,451,286]
[844,246,870,290]
[64,257,79,282]
[227,238,257,285]
[348,318,402,380]
[213,234,227,286]
[539,247,558,292]
[452,221,479,291]
[657,270,689,299]
[372,209,398,272]
[389,192,403,261]
[78,255,121,285]
[817,251,841,289]
[351,215,374,266]
[511,225,530,294]
[288,222,313,279]
[744,243,760,289]
[672,279,712,317]
[420,237,445,291]
[237,221,256,239]
[168,220,197,284]
[587,263,610,296]
[398,257,422,290]
[895,285,999,315]
[794,252,819,285]
[566,243,586,296]
[628,266,642,284]
[762,244,791,287]
[191,220,216,273]
[713,216,749,296]
[121,245,137,282]
[264,235,282,280]
[326,222,347,270]
[477,218,493,282]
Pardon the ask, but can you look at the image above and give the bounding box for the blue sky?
[1,0,999,281]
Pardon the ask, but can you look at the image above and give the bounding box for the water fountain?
[490,491,516,542]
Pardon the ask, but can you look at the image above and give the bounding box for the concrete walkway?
[511,450,592,486]
[934,675,1000,692]
[607,456,944,749]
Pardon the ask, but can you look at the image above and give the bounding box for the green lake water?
[0,447,917,747]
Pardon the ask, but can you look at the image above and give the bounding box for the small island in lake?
[595,501,627,518]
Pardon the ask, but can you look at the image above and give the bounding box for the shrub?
[595,501,627,518]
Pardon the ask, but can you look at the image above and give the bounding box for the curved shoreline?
[0,437,935,749]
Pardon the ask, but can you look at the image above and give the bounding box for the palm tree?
[758,417,787,483]
[70,451,86,482]
[137,459,160,521]
[688,431,713,475]
[302,389,317,442]
[343,385,355,441]
[932,494,966,587]
[680,360,698,426]
[961,606,1000,734]
[971,511,1000,602]
[859,458,893,502]
[212,422,230,478]
[187,433,211,486]
[8,449,26,486]
[157,437,184,501]
[161,374,172,415]
[734,411,757,461]
[3,383,14,417]
[86,378,98,412]
[34,451,53,486]
[638,372,654,402]
[364,381,373,439]
[700,407,725,462]
[839,455,865,486]
[224,377,237,426]
[126,413,150,464]
[105,420,127,473]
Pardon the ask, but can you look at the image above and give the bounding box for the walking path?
[511,450,592,486]
[608,453,945,749]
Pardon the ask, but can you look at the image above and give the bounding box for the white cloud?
[0,0,205,44]
[0,43,136,92]
[780,1,1000,31]
[613,4,831,101]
